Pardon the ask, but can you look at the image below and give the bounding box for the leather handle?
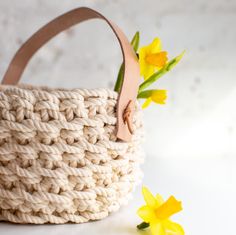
[0,7,140,142]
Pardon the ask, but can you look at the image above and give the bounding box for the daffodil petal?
[163,220,185,235]
[143,64,156,80]
[142,186,158,207]
[142,97,152,109]
[151,90,167,105]
[139,47,154,79]
[137,205,156,223]
[155,196,183,219]
[156,193,165,206]
[149,38,162,53]
[150,222,166,235]
[139,47,148,77]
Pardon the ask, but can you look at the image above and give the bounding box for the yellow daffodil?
[142,90,167,109]
[137,186,184,235]
[139,38,168,80]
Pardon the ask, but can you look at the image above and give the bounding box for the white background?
[0,0,236,234]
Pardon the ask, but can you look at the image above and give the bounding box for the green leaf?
[166,50,185,71]
[139,51,185,92]
[114,63,124,92]
[131,31,140,52]
[114,31,140,92]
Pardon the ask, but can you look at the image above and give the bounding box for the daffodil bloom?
[139,38,168,80]
[141,90,167,109]
[137,186,184,235]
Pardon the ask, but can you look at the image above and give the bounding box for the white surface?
[0,0,236,234]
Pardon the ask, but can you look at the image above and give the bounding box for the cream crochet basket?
[0,7,144,224]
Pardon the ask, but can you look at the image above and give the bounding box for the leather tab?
[0,7,140,142]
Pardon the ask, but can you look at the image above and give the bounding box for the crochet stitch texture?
[0,85,143,224]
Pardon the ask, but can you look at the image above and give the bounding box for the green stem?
[137,89,154,99]
[137,222,150,230]
[139,67,168,92]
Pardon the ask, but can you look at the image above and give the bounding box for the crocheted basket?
[0,8,144,224]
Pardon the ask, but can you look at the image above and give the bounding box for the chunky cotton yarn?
[0,85,144,224]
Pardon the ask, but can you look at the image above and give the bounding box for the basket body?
[0,85,143,224]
